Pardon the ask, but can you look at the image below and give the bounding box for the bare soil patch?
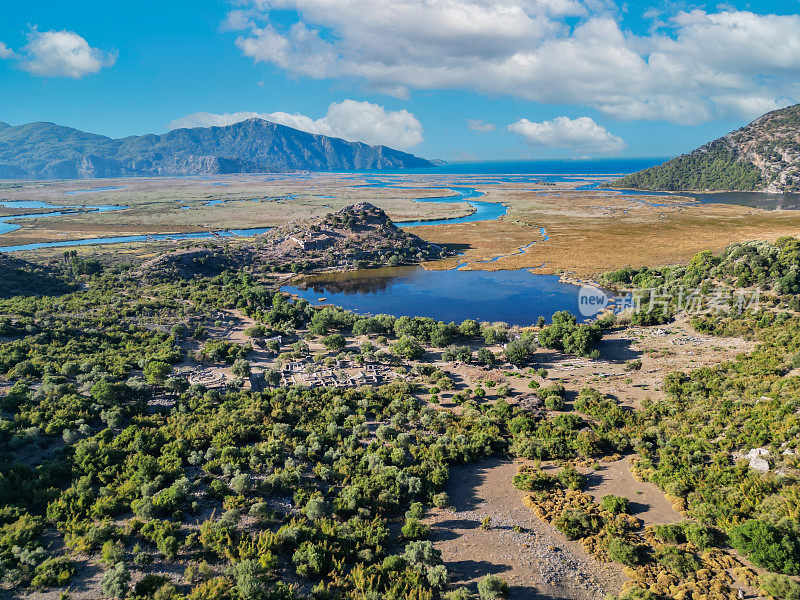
[427,457,624,600]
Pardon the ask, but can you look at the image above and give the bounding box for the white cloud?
[225,2,800,124]
[467,118,496,133]
[169,100,424,150]
[508,116,625,154]
[10,29,116,78]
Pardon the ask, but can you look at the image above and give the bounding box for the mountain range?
[0,118,434,179]
[609,104,800,193]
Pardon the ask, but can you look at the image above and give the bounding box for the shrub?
[401,518,430,540]
[653,523,686,544]
[624,359,642,372]
[544,395,564,410]
[477,574,509,600]
[432,492,450,508]
[729,519,800,574]
[100,562,130,599]
[426,564,449,589]
[683,522,716,550]
[654,546,700,577]
[232,560,269,600]
[444,588,474,600]
[30,557,75,589]
[402,541,442,568]
[557,466,586,490]
[605,536,645,566]
[759,573,800,600]
[305,498,329,521]
[512,469,556,491]
[555,508,601,539]
[601,495,629,515]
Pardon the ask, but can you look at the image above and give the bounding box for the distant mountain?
[0,118,434,179]
[608,104,800,193]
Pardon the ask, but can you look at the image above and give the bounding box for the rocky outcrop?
[135,203,452,280]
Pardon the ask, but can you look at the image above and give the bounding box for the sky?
[2,1,800,161]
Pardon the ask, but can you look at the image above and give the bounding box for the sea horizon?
[368,156,669,176]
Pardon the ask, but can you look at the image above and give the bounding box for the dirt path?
[582,456,681,527]
[427,457,624,600]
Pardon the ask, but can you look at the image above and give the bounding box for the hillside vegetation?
[0,119,433,179]
[608,104,800,192]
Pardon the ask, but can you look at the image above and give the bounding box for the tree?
[458,319,480,338]
[503,333,536,366]
[392,336,425,360]
[231,359,251,378]
[322,333,346,351]
[476,347,495,365]
[143,361,171,384]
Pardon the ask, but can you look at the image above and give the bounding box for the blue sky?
[1,1,800,161]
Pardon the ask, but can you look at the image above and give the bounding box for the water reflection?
[282,266,586,325]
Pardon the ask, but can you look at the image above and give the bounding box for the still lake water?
[281,267,589,325]
[5,161,800,323]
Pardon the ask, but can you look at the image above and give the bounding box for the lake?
[281,266,589,325]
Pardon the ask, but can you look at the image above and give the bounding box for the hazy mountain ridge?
[608,104,800,193]
[0,118,434,179]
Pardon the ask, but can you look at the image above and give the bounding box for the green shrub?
[401,518,430,540]
[432,492,450,508]
[557,466,586,490]
[683,522,716,550]
[605,536,645,566]
[512,470,557,491]
[100,562,130,599]
[729,519,800,574]
[653,523,686,545]
[477,574,509,600]
[30,557,75,589]
[544,395,564,410]
[601,495,629,515]
[759,573,800,600]
[555,508,602,539]
[654,546,700,577]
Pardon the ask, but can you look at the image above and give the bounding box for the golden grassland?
[0,174,476,246]
[420,187,800,276]
[4,175,800,276]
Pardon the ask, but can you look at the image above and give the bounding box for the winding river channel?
[4,175,800,324]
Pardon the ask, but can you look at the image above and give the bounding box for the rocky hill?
[608,104,800,192]
[136,202,452,280]
[0,119,434,179]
